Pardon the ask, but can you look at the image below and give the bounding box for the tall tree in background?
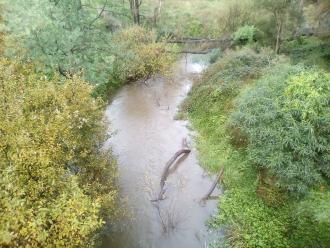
[259,0,302,53]
[129,0,142,24]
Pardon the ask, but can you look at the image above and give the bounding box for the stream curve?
[102,56,219,248]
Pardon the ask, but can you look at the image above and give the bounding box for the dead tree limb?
[201,167,224,202]
[179,49,213,54]
[152,138,191,202]
[167,38,230,44]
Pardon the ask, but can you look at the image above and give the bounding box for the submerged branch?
[200,167,224,202]
[152,138,191,202]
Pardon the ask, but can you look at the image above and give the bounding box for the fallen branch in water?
[200,167,224,202]
[152,138,191,202]
[179,49,213,54]
[167,37,230,44]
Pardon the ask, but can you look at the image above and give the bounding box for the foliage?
[1,0,114,84]
[233,25,257,46]
[183,48,275,118]
[288,189,330,247]
[182,49,330,247]
[231,65,330,194]
[0,59,118,247]
[256,0,302,52]
[217,1,254,34]
[111,26,176,83]
[150,0,227,38]
[209,48,222,64]
[282,36,330,70]
[213,189,290,247]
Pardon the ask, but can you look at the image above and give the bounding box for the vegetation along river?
[102,56,221,248]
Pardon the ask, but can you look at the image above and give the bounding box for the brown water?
[103,56,220,248]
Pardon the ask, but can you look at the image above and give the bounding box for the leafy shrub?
[213,189,290,248]
[233,25,257,45]
[184,16,204,37]
[183,48,275,117]
[231,64,330,194]
[209,48,222,64]
[0,59,118,247]
[287,190,330,247]
[217,1,253,34]
[282,36,330,70]
[112,26,176,83]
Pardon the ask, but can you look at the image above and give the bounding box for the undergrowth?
[181,48,330,247]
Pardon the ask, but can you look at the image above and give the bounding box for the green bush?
[230,64,330,194]
[282,36,330,70]
[213,189,290,248]
[209,48,222,64]
[288,190,330,247]
[233,25,257,46]
[183,48,275,117]
[112,26,176,83]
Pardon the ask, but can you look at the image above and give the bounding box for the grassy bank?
[181,48,330,247]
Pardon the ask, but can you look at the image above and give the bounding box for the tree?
[2,0,114,84]
[111,26,176,83]
[0,59,118,247]
[258,0,302,53]
[129,0,142,24]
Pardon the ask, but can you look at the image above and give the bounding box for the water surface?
[103,56,219,248]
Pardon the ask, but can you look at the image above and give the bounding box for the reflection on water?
[102,56,219,248]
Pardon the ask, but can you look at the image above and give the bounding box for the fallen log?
[153,138,191,201]
[167,38,230,44]
[160,148,191,189]
[200,167,224,202]
[179,49,213,54]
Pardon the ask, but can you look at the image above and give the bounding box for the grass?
[181,47,330,247]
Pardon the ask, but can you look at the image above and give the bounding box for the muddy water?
[103,56,219,248]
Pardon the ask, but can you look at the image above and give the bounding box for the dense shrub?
[0,59,118,247]
[111,26,176,83]
[231,65,330,194]
[183,48,275,117]
[282,36,330,70]
[213,189,290,247]
[288,190,330,247]
[233,25,257,46]
[209,48,222,64]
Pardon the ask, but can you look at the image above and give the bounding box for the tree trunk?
[201,167,224,202]
[153,0,163,25]
[129,0,141,25]
[157,0,163,21]
[152,138,191,202]
[275,18,283,54]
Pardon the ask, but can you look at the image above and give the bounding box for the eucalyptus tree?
[257,0,303,53]
[129,0,142,24]
[2,0,114,84]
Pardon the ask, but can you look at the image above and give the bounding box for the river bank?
[101,56,221,248]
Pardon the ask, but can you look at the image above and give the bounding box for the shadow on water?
[102,55,222,248]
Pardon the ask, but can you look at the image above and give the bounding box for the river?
[102,55,220,248]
